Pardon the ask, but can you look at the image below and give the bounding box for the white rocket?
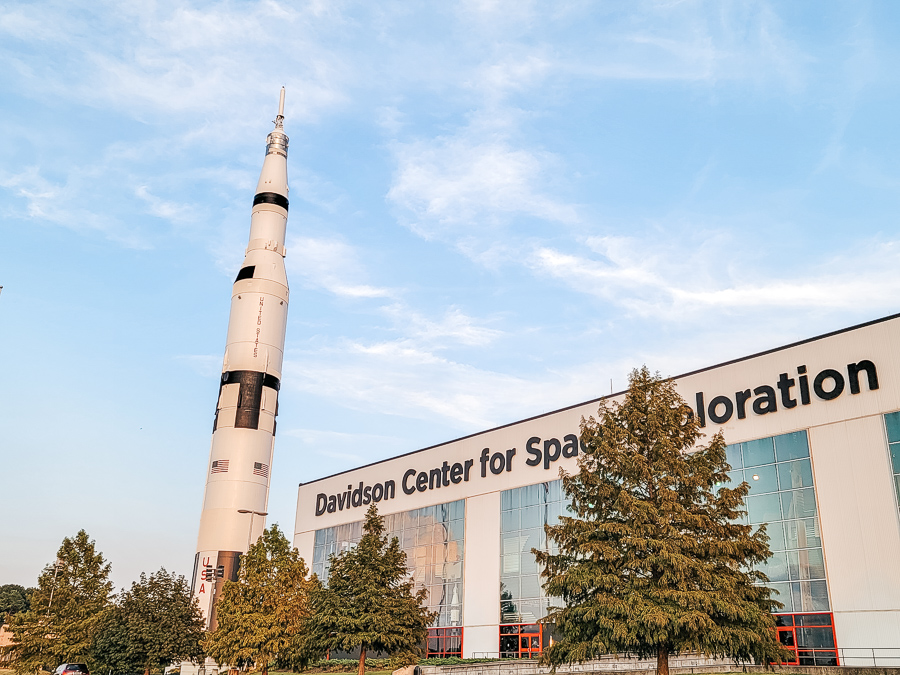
[191,89,290,629]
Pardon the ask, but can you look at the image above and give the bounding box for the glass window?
[774,613,794,626]
[726,444,743,469]
[799,548,826,580]
[502,490,519,512]
[769,583,792,612]
[748,492,782,524]
[784,518,822,550]
[733,431,831,619]
[885,411,900,444]
[761,521,786,552]
[891,444,900,474]
[448,499,465,521]
[313,499,465,627]
[759,551,789,582]
[778,459,813,491]
[795,613,832,626]
[547,480,563,502]
[743,437,775,467]
[774,431,810,462]
[782,488,817,520]
[797,627,835,649]
[500,480,569,623]
[520,505,542,530]
[520,575,542,598]
[746,464,779,495]
[807,580,830,611]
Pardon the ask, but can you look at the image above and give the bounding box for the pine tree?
[202,524,318,675]
[93,568,205,675]
[536,367,788,675]
[0,585,33,620]
[309,504,436,675]
[3,530,113,674]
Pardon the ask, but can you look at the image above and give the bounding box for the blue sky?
[2,0,900,590]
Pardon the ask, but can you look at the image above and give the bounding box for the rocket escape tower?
[191,89,291,630]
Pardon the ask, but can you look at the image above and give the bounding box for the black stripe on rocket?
[252,192,289,211]
[213,370,280,432]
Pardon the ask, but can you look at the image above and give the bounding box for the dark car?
[54,664,89,675]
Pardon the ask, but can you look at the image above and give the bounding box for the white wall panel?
[811,417,900,617]
[834,611,900,664]
[462,491,501,657]
[295,530,315,572]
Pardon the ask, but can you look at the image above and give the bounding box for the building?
[293,312,900,666]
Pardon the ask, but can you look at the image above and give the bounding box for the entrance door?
[519,632,541,658]
[777,627,798,665]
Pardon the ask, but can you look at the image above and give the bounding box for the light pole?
[237,509,268,552]
[46,558,63,616]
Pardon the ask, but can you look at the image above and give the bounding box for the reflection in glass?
[774,431,810,462]
[885,413,900,519]
[500,480,568,624]
[312,499,465,626]
[758,521,785,552]
[783,518,821,550]
[778,459,813,491]
[736,430,831,614]
[745,464,779,495]
[743,437,775,467]
[726,444,743,470]
[781,488,817,520]
[759,551,789,582]
[748,492,782,524]
[768,582,791,612]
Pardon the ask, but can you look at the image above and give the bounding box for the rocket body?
[191,96,290,629]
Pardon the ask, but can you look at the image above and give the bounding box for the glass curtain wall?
[312,499,465,627]
[499,480,566,624]
[884,412,900,510]
[725,430,830,613]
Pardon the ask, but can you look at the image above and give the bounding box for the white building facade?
[293,313,900,666]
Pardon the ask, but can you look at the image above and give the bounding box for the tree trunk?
[357,646,367,675]
[657,645,669,675]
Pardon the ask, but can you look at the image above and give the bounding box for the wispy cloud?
[531,233,900,319]
[286,236,392,299]
[387,133,578,261]
[0,1,350,123]
[382,305,503,347]
[0,166,149,248]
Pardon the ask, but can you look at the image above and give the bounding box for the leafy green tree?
[309,504,436,675]
[0,585,33,621]
[3,530,113,673]
[536,367,788,675]
[93,568,205,675]
[203,524,318,675]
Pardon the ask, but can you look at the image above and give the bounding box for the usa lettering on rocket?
[190,89,291,630]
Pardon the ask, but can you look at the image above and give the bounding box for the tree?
[0,585,33,621]
[203,524,318,675]
[536,367,788,675]
[93,568,205,675]
[3,530,113,673]
[309,504,436,675]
